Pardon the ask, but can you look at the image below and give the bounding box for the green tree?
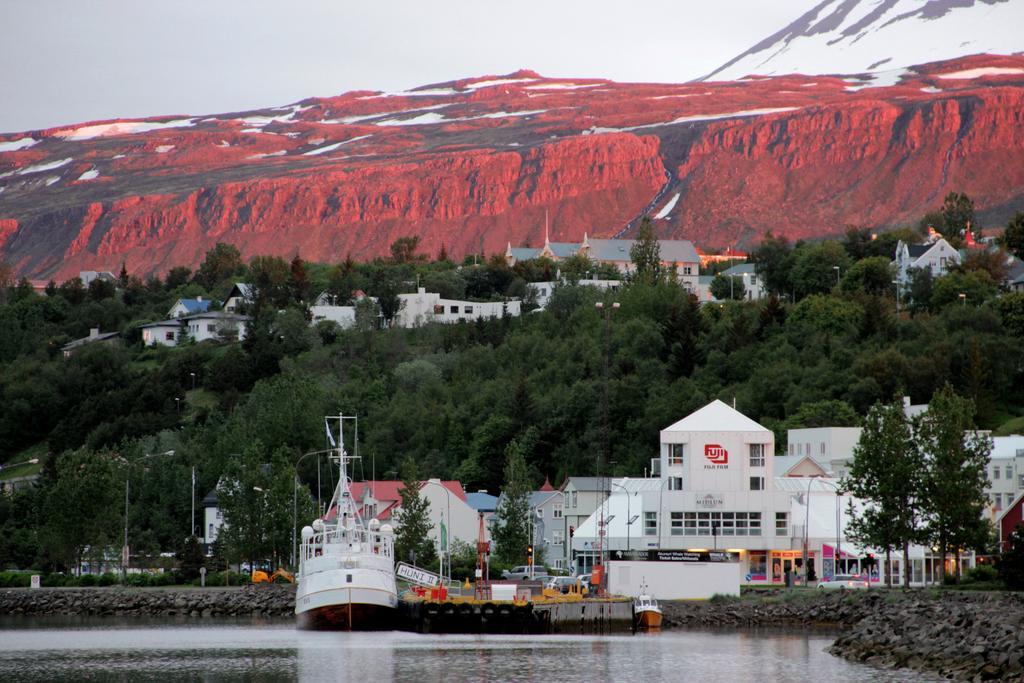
[994,292,1024,338]
[939,191,978,241]
[839,257,894,296]
[176,535,205,580]
[40,449,122,573]
[248,255,292,312]
[789,241,851,299]
[1001,211,1024,260]
[917,386,992,583]
[629,218,661,285]
[195,243,245,290]
[786,400,860,429]
[492,432,533,565]
[289,255,311,304]
[710,274,744,300]
[389,236,423,264]
[394,456,436,567]
[841,398,923,588]
[931,270,997,309]
[752,231,794,298]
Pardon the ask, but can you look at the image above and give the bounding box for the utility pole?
[594,300,619,593]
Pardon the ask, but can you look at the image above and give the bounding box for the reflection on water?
[0,618,941,682]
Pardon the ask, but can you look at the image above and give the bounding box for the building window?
[552,530,564,545]
[683,266,692,275]
[433,304,444,314]
[165,331,175,341]
[644,511,658,536]
[571,491,578,508]
[208,523,215,538]
[993,494,1001,509]
[994,467,1000,480]
[449,305,458,314]
[748,444,765,468]
[667,476,683,491]
[776,512,788,536]
[465,305,474,315]
[216,510,223,521]
[820,442,825,455]
[670,511,684,535]
[749,476,764,491]
[553,505,563,519]
[1007,466,1013,479]
[684,512,761,536]
[207,324,216,332]
[536,507,544,519]
[669,443,686,466]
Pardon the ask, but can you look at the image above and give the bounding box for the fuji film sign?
[704,444,728,465]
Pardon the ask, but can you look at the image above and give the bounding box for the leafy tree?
[994,293,1024,339]
[289,255,311,304]
[906,267,934,313]
[195,243,245,290]
[839,257,894,296]
[789,241,851,299]
[326,256,357,304]
[394,456,436,567]
[841,398,923,588]
[931,270,997,309]
[1001,211,1024,260]
[786,400,860,429]
[40,449,122,573]
[917,386,992,583]
[939,191,978,241]
[176,535,205,580]
[248,255,292,313]
[959,249,1007,284]
[662,293,702,378]
[629,217,661,285]
[88,278,116,302]
[492,433,533,565]
[787,295,863,336]
[752,231,794,298]
[710,274,744,300]
[165,266,192,290]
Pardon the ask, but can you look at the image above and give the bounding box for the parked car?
[817,574,869,590]
[501,566,544,581]
[545,576,589,595]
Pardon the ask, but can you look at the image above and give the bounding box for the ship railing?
[300,530,395,562]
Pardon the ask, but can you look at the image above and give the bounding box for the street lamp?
[123,450,176,579]
[0,457,39,471]
[610,480,638,552]
[892,279,900,314]
[422,479,453,583]
[833,266,841,287]
[292,448,333,569]
[958,292,967,306]
[801,477,843,586]
[189,372,196,391]
[174,397,182,415]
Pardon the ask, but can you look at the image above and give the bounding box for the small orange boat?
[634,593,662,630]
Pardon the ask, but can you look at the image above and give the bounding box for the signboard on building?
[704,444,728,465]
[395,562,441,587]
[611,549,739,563]
[695,493,724,509]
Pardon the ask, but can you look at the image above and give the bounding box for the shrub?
[125,573,151,587]
[97,572,118,586]
[0,571,32,588]
[78,574,97,587]
[709,593,740,604]
[964,564,999,583]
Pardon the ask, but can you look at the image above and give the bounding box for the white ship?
[295,415,398,630]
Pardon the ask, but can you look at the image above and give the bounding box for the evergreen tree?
[662,293,702,378]
[752,231,793,298]
[841,398,923,588]
[394,456,436,567]
[492,432,533,565]
[195,243,245,290]
[176,535,205,581]
[289,255,310,304]
[710,273,744,300]
[629,217,661,285]
[939,191,978,241]
[917,385,992,583]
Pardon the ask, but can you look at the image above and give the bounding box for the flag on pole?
[439,515,448,554]
[325,419,336,447]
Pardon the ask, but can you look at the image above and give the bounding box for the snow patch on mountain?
[57,120,194,141]
[0,137,38,153]
[706,0,1022,81]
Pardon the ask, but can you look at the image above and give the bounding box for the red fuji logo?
[704,444,728,465]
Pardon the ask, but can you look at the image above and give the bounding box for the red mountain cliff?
[1,57,1023,279]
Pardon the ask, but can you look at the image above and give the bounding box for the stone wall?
[0,585,295,618]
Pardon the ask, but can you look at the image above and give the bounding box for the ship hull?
[635,608,663,630]
[296,597,396,631]
[295,568,398,631]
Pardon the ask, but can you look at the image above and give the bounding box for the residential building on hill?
[223,283,253,313]
[140,311,249,347]
[526,278,621,309]
[395,288,520,328]
[504,232,700,292]
[894,237,960,285]
[61,328,120,358]
[168,296,212,318]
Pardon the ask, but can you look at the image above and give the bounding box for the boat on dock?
[295,415,398,630]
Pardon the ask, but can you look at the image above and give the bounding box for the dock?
[398,595,634,635]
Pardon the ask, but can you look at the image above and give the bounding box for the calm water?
[0,618,941,682]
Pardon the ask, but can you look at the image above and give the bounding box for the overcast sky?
[0,0,809,133]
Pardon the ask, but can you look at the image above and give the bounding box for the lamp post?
[423,479,453,583]
[292,448,333,569]
[0,457,39,471]
[958,292,967,306]
[610,480,638,552]
[817,479,843,578]
[802,476,814,586]
[594,300,620,594]
[189,372,196,391]
[892,279,900,314]
[833,266,841,287]
[123,450,175,579]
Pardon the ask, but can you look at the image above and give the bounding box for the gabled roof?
[905,243,932,259]
[528,490,563,508]
[61,331,119,351]
[661,399,770,433]
[588,238,699,264]
[772,454,830,477]
[545,242,579,259]
[560,476,604,492]
[139,311,250,329]
[465,491,498,512]
[171,298,212,315]
[227,283,253,299]
[510,247,541,261]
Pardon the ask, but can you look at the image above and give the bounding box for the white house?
[223,283,253,313]
[985,435,1024,519]
[140,311,249,347]
[526,278,621,309]
[784,427,862,480]
[310,304,357,328]
[395,288,521,328]
[894,237,960,285]
[168,296,212,318]
[202,489,224,552]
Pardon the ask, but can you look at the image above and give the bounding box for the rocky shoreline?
[3,586,1023,680]
[662,589,1024,682]
[0,585,296,619]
